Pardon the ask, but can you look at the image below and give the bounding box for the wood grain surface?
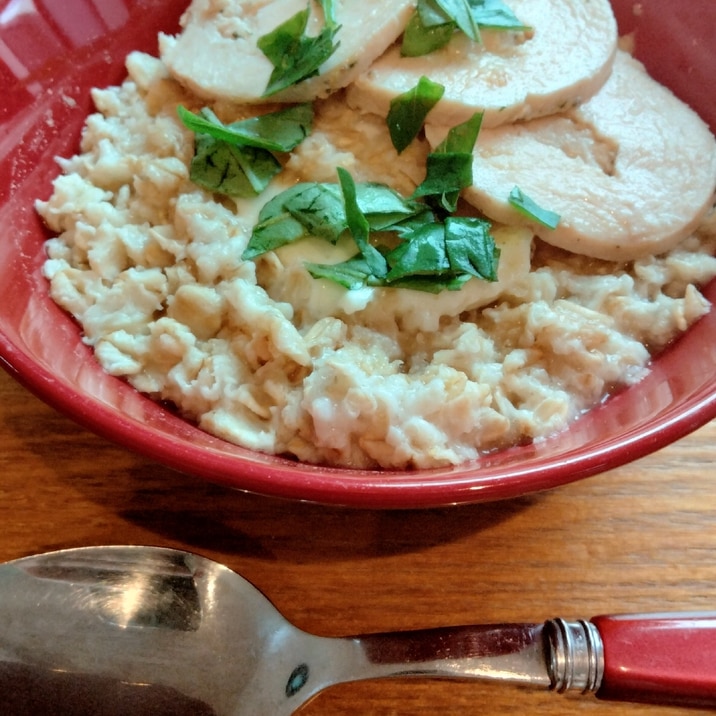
[1,365,715,715]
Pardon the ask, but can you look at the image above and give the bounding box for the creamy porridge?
[37,0,716,469]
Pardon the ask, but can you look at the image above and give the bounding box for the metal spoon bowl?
[0,545,714,714]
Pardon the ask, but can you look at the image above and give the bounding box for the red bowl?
[1,0,715,508]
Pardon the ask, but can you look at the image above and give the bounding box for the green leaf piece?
[468,0,530,31]
[508,186,561,229]
[401,0,529,56]
[305,255,376,290]
[412,152,473,212]
[435,0,480,41]
[190,135,281,198]
[401,5,455,57]
[338,167,388,278]
[435,111,483,154]
[178,104,313,153]
[385,222,450,282]
[444,216,499,280]
[413,113,482,212]
[387,76,445,154]
[318,0,338,28]
[257,8,340,97]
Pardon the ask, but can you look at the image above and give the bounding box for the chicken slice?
[346,0,617,128]
[159,0,416,104]
[432,51,716,262]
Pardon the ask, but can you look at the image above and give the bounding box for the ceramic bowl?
[1,0,714,508]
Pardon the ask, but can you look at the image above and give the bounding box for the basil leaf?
[305,254,376,290]
[469,0,530,31]
[244,180,428,260]
[244,169,501,295]
[509,186,561,229]
[243,184,318,259]
[435,0,480,41]
[413,113,482,212]
[412,152,473,212]
[284,183,346,242]
[419,0,454,26]
[190,134,281,197]
[318,0,338,29]
[401,6,455,57]
[180,104,313,199]
[402,0,528,56]
[178,104,313,152]
[444,216,499,280]
[258,8,340,97]
[385,222,450,282]
[338,167,388,278]
[356,183,427,230]
[387,76,445,154]
[384,217,498,286]
[436,111,483,154]
[387,208,438,238]
[242,214,306,259]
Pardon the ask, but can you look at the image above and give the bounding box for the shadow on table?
[126,466,542,561]
[6,396,543,563]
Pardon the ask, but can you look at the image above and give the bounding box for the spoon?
[1,546,715,714]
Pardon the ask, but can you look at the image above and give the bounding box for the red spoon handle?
[591,612,716,707]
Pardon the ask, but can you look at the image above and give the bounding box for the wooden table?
[1,364,715,716]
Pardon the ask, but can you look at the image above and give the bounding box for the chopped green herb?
[435,111,483,154]
[243,180,428,260]
[242,185,312,259]
[386,272,472,293]
[443,216,499,280]
[318,0,338,29]
[413,112,482,212]
[434,0,480,42]
[178,104,313,198]
[385,222,450,282]
[189,134,281,198]
[178,104,313,153]
[384,216,498,286]
[412,152,473,212]
[387,76,445,154]
[508,186,561,229]
[401,4,455,57]
[244,165,500,294]
[337,167,388,277]
[469,0,530,31]
[257,7,340,97]
[305,255,378,290]
[402,0,529,57]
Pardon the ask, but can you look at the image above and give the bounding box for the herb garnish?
[243,171,499,294]
[243,181,427,259]
[242,102,495,294]
[387,76,445,154]
[337,167,388,278]
[413,112,483,212]
[402,0,529,57]
[257,2,340,97]
[178,104,313,198]
[508,186,561,229]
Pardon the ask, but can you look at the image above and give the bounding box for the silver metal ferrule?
[544,618,604,694]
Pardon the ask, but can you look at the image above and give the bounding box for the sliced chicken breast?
[159,0,416,103]
[347,0,617,128]
[435,51,716,262]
